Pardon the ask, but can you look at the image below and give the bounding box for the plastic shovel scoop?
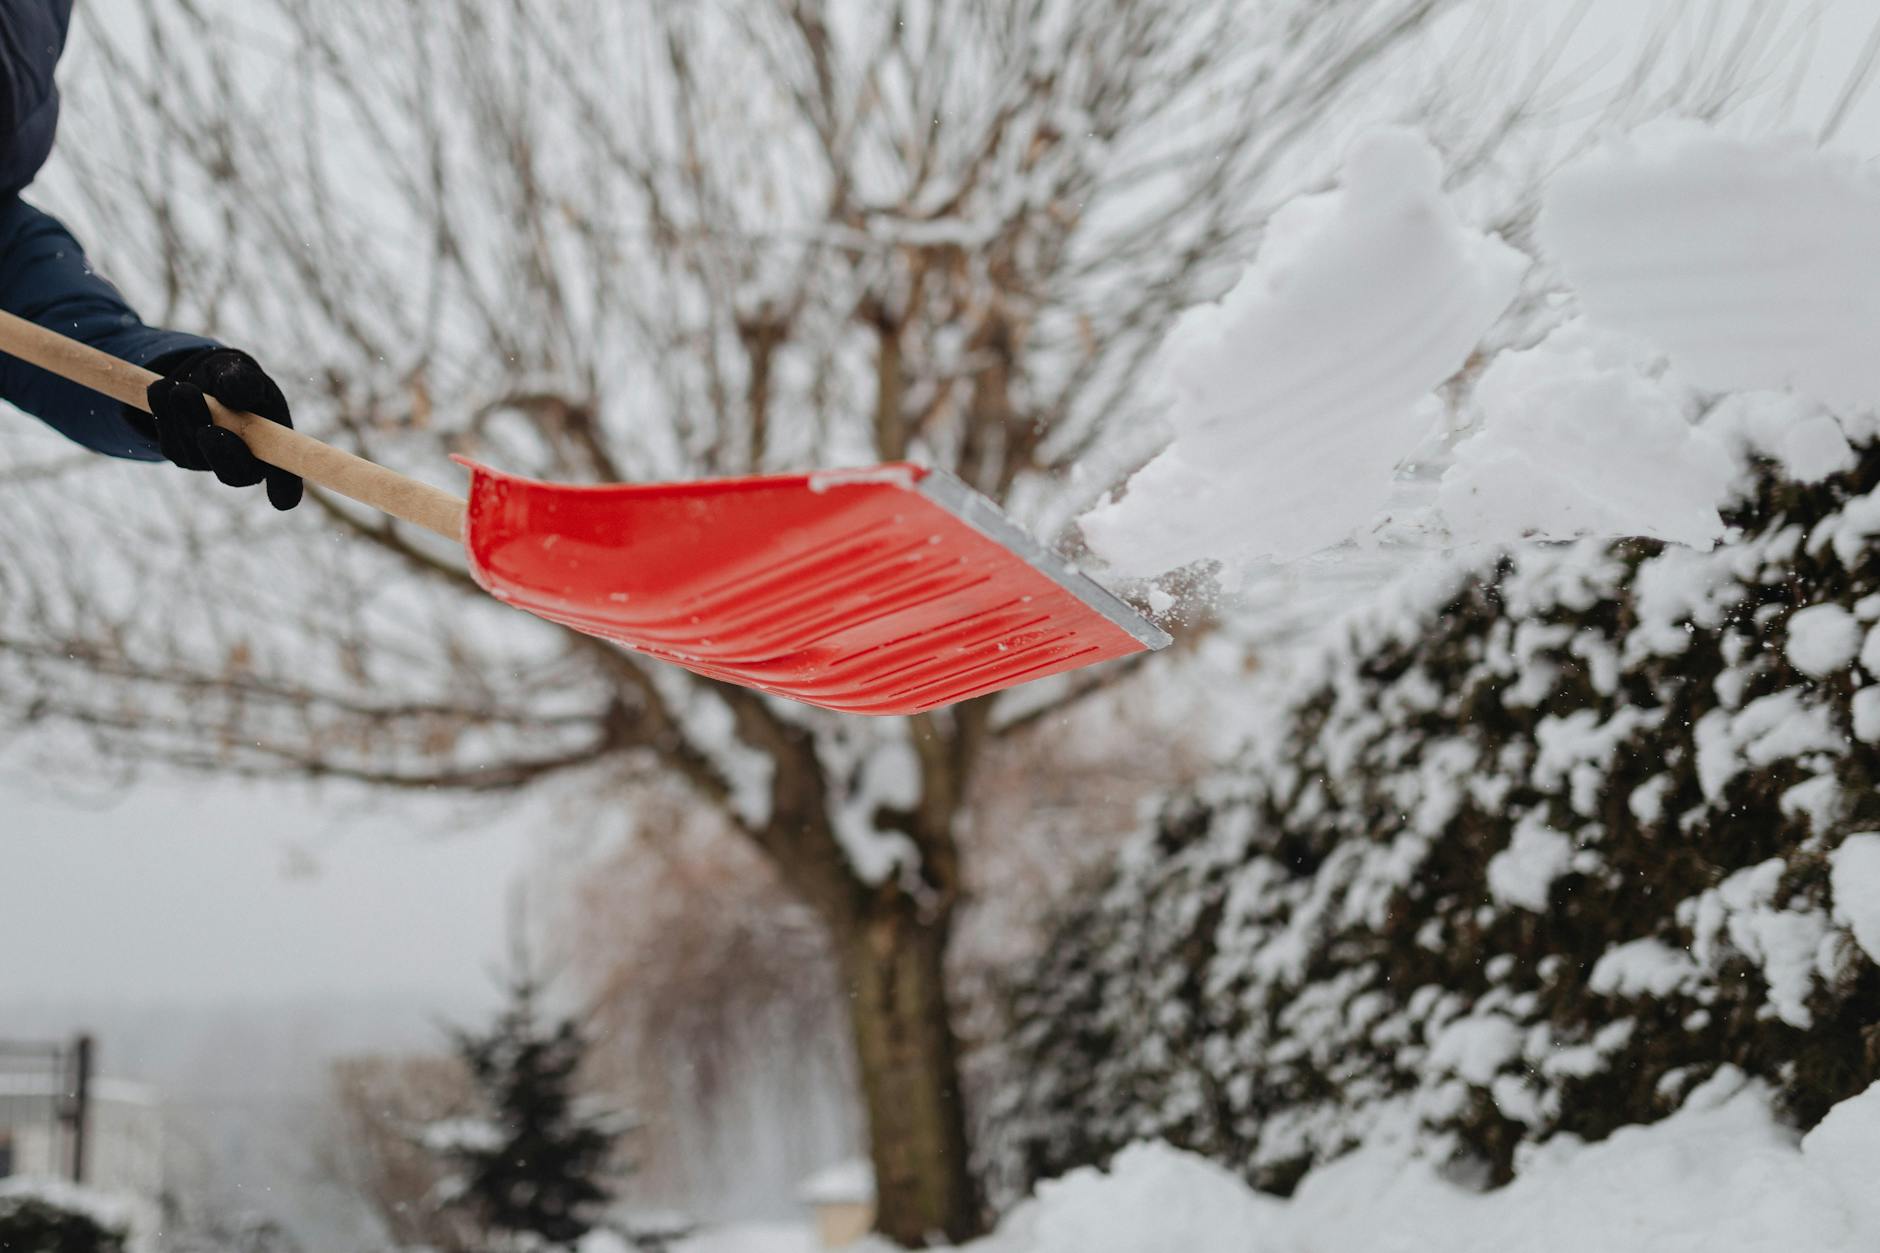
[0,312,1168,715]
[460,461,1168,713]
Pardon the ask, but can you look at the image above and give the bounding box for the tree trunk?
[838,902,980,1245]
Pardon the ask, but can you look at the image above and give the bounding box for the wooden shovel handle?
[0,309,466,543]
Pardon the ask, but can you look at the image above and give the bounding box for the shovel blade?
[458,460,1168,716]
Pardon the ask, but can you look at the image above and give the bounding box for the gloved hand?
[143,347,303,511]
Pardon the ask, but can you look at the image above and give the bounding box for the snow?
[980,1142,1278,1253]
[578,1232,640,1253]
[807,465,920,493]
[418,1116,505,1155]
[798,1158,874,1206]
[1533,705,1661,818]
[1861,621,1880,674]
[1078,115,1880,582]
[1683,859,1833,1029]
[818,726,923,885]
[1539,120,1880,416]
[1814,488,1880,568]
[686,1080,1880,1253]
[1627,774,1673,825]
[1589,938,1702,999]
[1427,1014,1524,1085]
[1071,116,1880,582]
[1692,690,1841,803]
[1786,604,1863,677]
[1829,833,1880,965]
[1438,325,1733,549]
[1800,1081,1880,1234]
[0,1177,156,1252]
[677,1223,819,1253]
[1852,687,1880,743]
[1781,414,1859,482]
[1078,128,1525,573]
[0,1178,135,1234]
[1485,816,1575,912]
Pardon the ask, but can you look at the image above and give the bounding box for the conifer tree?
[432,973,623,1248]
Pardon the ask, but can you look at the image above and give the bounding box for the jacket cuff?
[125,332,220,371]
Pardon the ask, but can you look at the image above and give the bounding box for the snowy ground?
[676,1074,1880,1253]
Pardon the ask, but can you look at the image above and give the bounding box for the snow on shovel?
[0,311,1167,715]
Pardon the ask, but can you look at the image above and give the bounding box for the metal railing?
[0,1034,92,1183]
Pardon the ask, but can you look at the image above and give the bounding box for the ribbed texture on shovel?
[458,461,1158,715]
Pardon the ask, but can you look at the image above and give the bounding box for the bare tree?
[3,0,1808,1240]
[557,791,861,1214]
[551,674,1199,1214]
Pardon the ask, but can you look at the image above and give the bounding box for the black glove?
[142,347,303,511]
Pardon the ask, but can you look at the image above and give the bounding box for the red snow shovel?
[0,311,1167,715]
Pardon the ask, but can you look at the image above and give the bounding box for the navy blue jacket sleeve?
[0,196,215,460]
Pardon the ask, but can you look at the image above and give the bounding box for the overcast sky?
[9,0,1880,1023]
[2,777,540,1005]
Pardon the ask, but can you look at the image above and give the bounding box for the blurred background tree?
[324,1052,483,1253]
[433,970,628,1247]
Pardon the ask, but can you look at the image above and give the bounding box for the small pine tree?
[433,973,623,1248]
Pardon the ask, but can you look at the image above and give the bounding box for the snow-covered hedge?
[987,446,1880,1202]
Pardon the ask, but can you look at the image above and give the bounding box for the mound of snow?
[682,1082,1880,1252]
[1276,1074,1880,1253]
[978,1142,1281,1253]
[1078,127,1525,574]
[1540,120,1880,418]
[1082,117,1880,581]
[964,1077,1880,1253]
[1437,324,1734,549]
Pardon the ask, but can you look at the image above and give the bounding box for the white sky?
[9,0,1880,1027]
[1,778,539,1005]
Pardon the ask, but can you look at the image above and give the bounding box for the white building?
[0,1073,166,1211]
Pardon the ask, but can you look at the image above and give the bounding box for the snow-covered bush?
[0,1179,129,1253]
[987,444,1880,1203]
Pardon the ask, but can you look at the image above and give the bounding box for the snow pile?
[798,1158,874,1206]
[686,1078,1880,1252]
[1540,121,1880,418]
[980,1141,1278,1253]
[676,1225,818,1253]
[1083,120,1880,578]
[1436,324,1735,549]
[967,1074,1880,1253]
[1078,128,1526,572]
[991,436,1880,1204]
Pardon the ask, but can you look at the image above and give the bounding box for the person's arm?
[0,195,214,458]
